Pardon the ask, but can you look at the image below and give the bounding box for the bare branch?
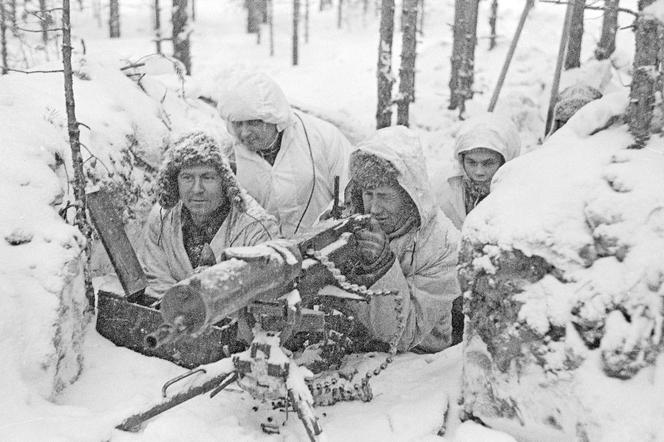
[15,26,63,33]
[6,67,64,73]
[120,62,146,71]
[539,0,637,17]
[25,7,64,14]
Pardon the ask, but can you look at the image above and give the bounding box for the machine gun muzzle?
[145,318,190,349]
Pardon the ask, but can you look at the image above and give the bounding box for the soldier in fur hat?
[342,126,461,353]
[140,131,280,297]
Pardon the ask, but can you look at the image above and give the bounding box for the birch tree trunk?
[109,0,120,38]
[448,0,465,110]
[172,0,191,75]
[627,0,659,148]
[154,0,162,54]
[595,0,619,60]
[455,0,479,115]
[62,0,94,306]
[489,0,498,50]
[376,0,395,128]
[337,0,343,29]
[564,0,585,69]
[397,0,418,126]
[1,1,7,74]
[292,0,300,65]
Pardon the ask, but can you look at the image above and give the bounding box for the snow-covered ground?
[1,0,653,440]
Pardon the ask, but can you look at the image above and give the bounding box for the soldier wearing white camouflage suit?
[344,126,461,353]
[140,132,280,298]
[217,72,353,238]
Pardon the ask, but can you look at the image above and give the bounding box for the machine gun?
[115,214,406,441]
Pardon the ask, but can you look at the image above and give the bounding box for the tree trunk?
[489,0,498,50]
[154,0,162,54]
[396,0,418,126]
[545,0,575,136]
[595,0,619,60]
[292,0,300,65]
[9,0,17,32]
[247,0,259,33]
[418,0,424,36]
[62,0,94,307]
[172,0,191,75]
[455,0,479,115]
[269,0,274,56]
[488,0,534,112]
[39,0,50,46]
[93,0,102,28]
[564,0,585,70]
[376,0,395,129]
[337,0,342,29]
[448,0,464,110]
[1,0,7,74]
[259,0,268,23]
[109,0,120,38]
[627,0,659,148]
[305,0,309,43]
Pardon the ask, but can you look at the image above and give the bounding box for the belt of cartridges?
[304,249,406,407]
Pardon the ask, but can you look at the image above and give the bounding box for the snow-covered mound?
[458,94,664,441]
[0,55,224,439]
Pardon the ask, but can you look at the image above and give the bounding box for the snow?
[1,0,657,440]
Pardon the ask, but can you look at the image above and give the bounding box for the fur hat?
[554,84,603,124]
[156,132,244,210]
[349,150,400,190]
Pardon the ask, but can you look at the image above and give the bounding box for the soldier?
[217,72,353,238]
[436,112,521,230]
[343,126,461,353]
[140,131,280,297]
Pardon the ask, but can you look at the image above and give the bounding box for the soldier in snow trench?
[216,72,353,238]
[139,131,280,298]
[436,112,521,231]
[341,126,461,353]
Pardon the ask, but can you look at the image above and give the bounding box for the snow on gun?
[144,213,372,350]
[145,241,302,349]
[118,214,376,441]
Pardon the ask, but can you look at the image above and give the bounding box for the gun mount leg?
[288,389,323,442]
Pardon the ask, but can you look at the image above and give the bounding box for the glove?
[354,218,394,274]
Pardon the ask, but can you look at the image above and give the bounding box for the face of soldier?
[178,164,226,223]
[462,148,504,183]
[229,119,279,153]
[361,184,412,235]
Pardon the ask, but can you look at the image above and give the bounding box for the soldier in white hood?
[217,72,353,238]
[344,126,461,353]
[437,113,521,230]
[140,132,280,297]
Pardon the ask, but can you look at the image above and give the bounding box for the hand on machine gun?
[352,218,395,287]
